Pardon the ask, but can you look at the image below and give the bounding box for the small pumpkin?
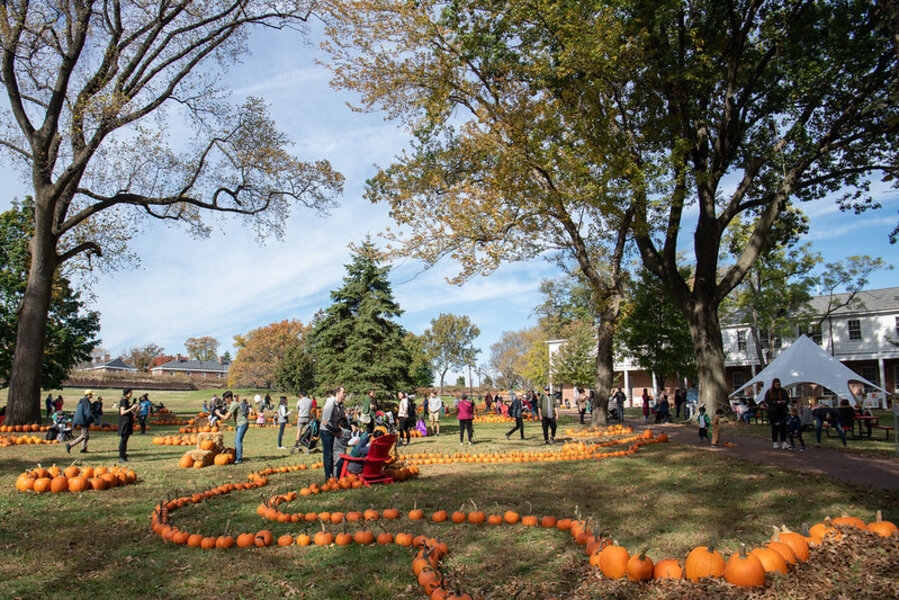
[749,546,787,574]
[684,544,726,582]
[867,510,899,538]
[772,526,809,562]
[652,559,683,580]
[626,548,654,581]
[724,544,766,587]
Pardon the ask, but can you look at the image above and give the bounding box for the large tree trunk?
[6,206,58,425]
[590,296,621,427]
[685,299,728,416]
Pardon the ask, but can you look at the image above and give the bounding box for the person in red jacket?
[456,394,475,445]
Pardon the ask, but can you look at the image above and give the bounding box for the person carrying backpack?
[66,390,94,454]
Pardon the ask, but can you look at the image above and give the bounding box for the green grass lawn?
[1,391,897,599]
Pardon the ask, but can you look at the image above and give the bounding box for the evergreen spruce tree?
[312,240,412,399]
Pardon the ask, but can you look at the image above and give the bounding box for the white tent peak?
[730,334,885,401]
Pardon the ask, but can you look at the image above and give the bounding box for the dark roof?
[722,286,899,325]
[151,358,230,373]
[84,357,136,371]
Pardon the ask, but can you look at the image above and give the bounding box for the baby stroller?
[373,410,397,436]
[292,418,320,455]
[48,411,74,441]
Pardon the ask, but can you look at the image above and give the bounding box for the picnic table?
[853,415,878,439]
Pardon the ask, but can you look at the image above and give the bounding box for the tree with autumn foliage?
[311,240,413,398]
[229,320,309,389]
[324,0,899,415]
[324,0,634,424]
[184,337,219,361]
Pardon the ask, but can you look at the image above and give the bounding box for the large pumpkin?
[868,511,899,538]
[599,543,629,579]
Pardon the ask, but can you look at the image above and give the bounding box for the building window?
[895,316,899,338]
[847,319,861,341]
[737,330,747,352]
[732,371,746,391]
[806,323,822,345]
[759,329,769,350]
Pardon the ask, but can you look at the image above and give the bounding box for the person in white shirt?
[397,391,411,446]
[428,392,443,436]
[276,396,292,449]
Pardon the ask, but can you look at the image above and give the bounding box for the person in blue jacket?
[66,390,94,453]
[505,393,525,440]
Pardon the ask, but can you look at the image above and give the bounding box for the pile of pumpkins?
[0,433,58,446]
[177,433,236,468]
[15,463,137,493]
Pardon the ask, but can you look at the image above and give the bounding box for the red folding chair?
[339,434,396,485]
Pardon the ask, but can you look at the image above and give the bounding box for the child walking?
[710,408,725,447]
[697,406,711,444]
[787,406,807,451]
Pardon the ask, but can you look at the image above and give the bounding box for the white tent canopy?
[730,334,886,402]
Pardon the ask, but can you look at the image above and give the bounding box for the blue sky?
[0,23,896,382]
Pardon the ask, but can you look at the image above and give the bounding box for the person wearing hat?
[118,388,139,462]
[66,390,94,454]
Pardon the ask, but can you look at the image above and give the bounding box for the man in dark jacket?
[66,390,94,453]
[812,402,847,447]
[505,393,525,440]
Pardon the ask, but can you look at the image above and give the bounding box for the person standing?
[117,388,139,462]
[276,396,291,449]
[641,389,651,422]
[484,392,493,413]
[360,390,376,434]
[66,390,94,454]
[697,406,711,444]
[397,392,411,446]
[45,394,54,420]
[674,389,685,420]
[710,407,726,447]
[320,387,346,480]
[786,406,807,451]
[576,390,587,424]
[613,387,626,423]
[223,391,249,464]
[505,393,525,440]
[765,378,790,449]
[264,393,273,411]
[457,394,474,445]
[292,391,315,453]
[54,395,64,413]
[90,396,103,427]
[428,392,443,436]
[538,390,559,445]
[138,393,153,434]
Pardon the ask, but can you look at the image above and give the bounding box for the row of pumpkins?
[0,433,58,446]
[15,464,138,493]
[147,441,898,598]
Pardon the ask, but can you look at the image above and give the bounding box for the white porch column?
[623,369,630,406]
[651,372,658,396]
[878,357,887,409]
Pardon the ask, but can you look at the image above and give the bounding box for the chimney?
[177,354,184,362]
[104,353,110,362]
[218,356,225,365]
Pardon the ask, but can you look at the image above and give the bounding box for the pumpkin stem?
[638,546,651,560]
[224,519,231,536]
[738,543,748,559]
[771,525,781,542]
[318,518,326,533]
[469,498,478,512]
[526,500,533,513]
[876,510,883,522]
[801,522,812,536]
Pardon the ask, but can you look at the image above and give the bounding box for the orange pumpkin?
[750,547,787,574]
[684,545,725,582]
[867,510,899,538]
[32,477,52,493]
[599,543,629,579]
[652,559,683,580]
[625,549,654,581]
[724,545,766,587]
[50,475,69,493]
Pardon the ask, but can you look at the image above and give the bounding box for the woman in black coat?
[118,388,139,462]
[764,378,790,449]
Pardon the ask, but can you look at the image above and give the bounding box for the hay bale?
[196,431,224,452]
[186,449,215,466]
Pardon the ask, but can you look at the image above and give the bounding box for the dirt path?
[621,417,899,490]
